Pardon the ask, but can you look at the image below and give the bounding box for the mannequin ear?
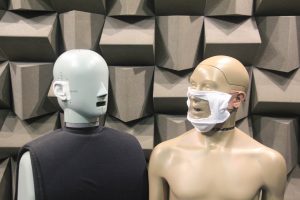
[237,92,246,102]
[231,92,246,109]
[228,91,246,110]
[53,81,71,101]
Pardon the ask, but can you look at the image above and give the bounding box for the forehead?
[190,65,231,92]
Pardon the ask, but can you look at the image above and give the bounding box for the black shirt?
[16,126,148,200]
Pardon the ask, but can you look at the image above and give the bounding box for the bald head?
[191,56,249,93]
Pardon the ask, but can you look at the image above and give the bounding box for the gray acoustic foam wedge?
[0,12,58,62]
[0,112,59,159]
[156,16,203,71]
[0,10,6,62]
[253,116,299,173]
[59,10,105,51]
[0,109,9,134]
[255,0,300,16]
[0,159,11,200]
[0,0,7,9]
[236,117,253,138]
[9,0,53,11]
[235,67,252,121]
[255,16,300,73]
[108,66,154,122]
[107,0,154,16]
[204,17,261,65]
[0,48,5,62]
[205,0,253,16]
[285,165,300,200]
[49,0,105,14]
[105,115,154,151]
[100,17,155,66]
[0,62,11,109]
[154,0,205,15]
[155,114,193,143]
[153,67,191,114]
[251,67,300,115]
[10,62,59,120]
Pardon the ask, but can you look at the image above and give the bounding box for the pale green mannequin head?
[53,49,108,127]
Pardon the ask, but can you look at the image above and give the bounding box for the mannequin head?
[53,49,108,127]
[187,55,249,131]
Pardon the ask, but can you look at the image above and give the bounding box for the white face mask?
[186,87,232,133]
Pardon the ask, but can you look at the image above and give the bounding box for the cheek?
[202,103,210,112]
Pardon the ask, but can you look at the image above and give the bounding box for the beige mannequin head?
[188,55,249,121]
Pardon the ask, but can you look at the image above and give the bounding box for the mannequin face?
[60,78,108,117]
[188,65,234,119]
[53,50,109,120]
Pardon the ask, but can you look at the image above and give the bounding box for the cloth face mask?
[187,87,232,133]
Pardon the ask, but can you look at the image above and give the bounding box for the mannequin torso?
[18,126,148,200]
[149,128,286,200]
[18,124,101,200]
